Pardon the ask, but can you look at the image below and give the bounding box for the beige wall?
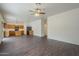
[30,20,42,37]
[48,8,79,45]
[29,18,47,37]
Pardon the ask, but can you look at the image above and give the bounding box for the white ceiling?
[0,3,79,23]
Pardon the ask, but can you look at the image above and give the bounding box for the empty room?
[0,3,79,56]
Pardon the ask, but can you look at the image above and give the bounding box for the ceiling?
[0,3,79,23]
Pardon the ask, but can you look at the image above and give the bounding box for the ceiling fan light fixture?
[34,13,40,16]
[29,3,46,17]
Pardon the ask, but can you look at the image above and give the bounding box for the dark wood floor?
[0,36,79,56]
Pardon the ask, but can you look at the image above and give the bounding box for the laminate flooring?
[0,36,79,56]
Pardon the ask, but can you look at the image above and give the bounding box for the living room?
[0,3,79,56]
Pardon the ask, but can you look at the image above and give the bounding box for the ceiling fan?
[29,3,46,16]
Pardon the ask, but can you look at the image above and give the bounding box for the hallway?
[0,36,79,56]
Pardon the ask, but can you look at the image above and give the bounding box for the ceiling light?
[34,13,40,16]
[29,3,45,16]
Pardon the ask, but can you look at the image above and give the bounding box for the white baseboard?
[33,34,42,37]
[47,36,79,45]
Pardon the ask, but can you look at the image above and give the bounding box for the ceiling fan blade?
[29,10,35,12]
[29,12,34,15]
[40,11,45,14]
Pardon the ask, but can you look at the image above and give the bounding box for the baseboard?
[33,34,42,37]
[47,37,79,45]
